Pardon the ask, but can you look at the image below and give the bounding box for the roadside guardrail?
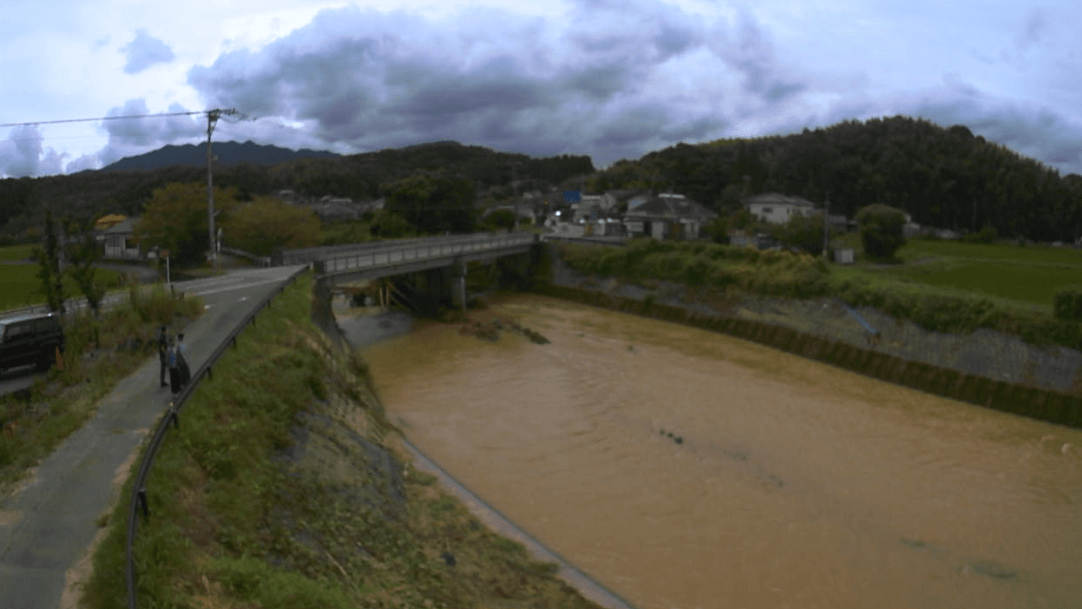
[124,265,309,609]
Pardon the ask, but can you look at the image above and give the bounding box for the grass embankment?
[0,284,204,495]
[82,273,601,609]
[556,238,1082,350]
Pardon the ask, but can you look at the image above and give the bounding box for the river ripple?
[357,294,1082,609]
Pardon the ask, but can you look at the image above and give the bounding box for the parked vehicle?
[0,313,66,378]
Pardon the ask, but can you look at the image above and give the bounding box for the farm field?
[835,235,1082,308]
[0,245,126,311]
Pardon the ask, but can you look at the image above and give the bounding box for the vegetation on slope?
[590,115,1082,242]
[556,239,1082,350]
[82,273,602,609]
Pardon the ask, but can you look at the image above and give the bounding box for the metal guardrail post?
[137,488,149,521]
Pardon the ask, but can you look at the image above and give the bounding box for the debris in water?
[963,560,1016,581]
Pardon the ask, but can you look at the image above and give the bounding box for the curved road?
[0,265,306,609]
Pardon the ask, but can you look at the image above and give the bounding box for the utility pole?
[206,108,236,273]
[512,163,519,231]
[822,191,830,261]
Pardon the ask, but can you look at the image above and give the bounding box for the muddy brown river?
[358,294,1082,609]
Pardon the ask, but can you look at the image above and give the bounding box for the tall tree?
[31,211,65,313]
[134,182,239,266]
[381,171,478,234]
[64,216,106,314]
[223,196,321,256]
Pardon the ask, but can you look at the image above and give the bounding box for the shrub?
[1053,285,1082,321]
[856,204,907,260]
[962,225,998,244]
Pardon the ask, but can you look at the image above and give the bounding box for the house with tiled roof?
[102,217,143,260]
[623,193,717,240]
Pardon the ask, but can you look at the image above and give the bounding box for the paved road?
[0,265,306,609]
[0,265,289,398]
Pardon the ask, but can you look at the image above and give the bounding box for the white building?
[744,193,820,224]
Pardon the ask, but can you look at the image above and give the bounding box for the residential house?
[745,193,820,224]
[94,214,128,232]
[573,193,618,223]
[102,217,142,260]
[902,212,922,237]
[624,193,717,240]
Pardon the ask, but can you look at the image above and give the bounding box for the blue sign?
[563,191,581,203]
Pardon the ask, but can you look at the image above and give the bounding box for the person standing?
[176,333,191,389]
[167,336,181,397]
[158,326,168,388]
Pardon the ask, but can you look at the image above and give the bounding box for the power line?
[0,110,206,129]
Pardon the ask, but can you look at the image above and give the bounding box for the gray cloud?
[49,99,206,171]
[1016,7,1047,51]
[812,77,1082,176]
[121,29,175,74]
[187,0,773,168]
[95,99,203,166]
[0,125,67,178]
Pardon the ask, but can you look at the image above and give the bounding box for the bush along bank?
[555,239,1082,351]
[532,284,1082,429]
[81,274,603,609]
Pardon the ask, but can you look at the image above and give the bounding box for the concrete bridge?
[282,232,542,310]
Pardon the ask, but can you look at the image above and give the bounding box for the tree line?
[591,115,1082,242]
[0,142,594,243]
[4,115,1080,245]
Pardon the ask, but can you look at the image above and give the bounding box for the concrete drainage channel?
[400,437,640,609]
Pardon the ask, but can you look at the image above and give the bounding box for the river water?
[357,293,1082,609]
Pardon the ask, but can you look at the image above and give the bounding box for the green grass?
[81,273,600,609]
[0,244,35,262]
[0,262,127,310]
[0,284,205,492]
[835,235,1082,308]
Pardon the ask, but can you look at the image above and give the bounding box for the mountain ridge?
[100,140,341,172]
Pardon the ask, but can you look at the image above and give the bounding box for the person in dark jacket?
[158,326,168,388]
[167,336,181,397]
[176,333,191,388]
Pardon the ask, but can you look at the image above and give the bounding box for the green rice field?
[836,235,1082,308]
[0,245,126,310]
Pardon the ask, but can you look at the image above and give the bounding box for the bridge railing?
[279,232,513,265]
[318,232,539,274]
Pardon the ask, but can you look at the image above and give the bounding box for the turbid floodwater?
[354,293,1082,609]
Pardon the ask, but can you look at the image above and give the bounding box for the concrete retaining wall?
[533,284,1082,429]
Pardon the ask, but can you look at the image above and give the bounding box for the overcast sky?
[2,0,1080,180]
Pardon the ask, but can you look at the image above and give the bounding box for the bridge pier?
[448,260,468,312]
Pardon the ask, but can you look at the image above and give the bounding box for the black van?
[0,313,66,378]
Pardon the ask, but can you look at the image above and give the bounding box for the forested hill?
[592,116,1082,242]
[99,140,341,172]
[0,141,594,240]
